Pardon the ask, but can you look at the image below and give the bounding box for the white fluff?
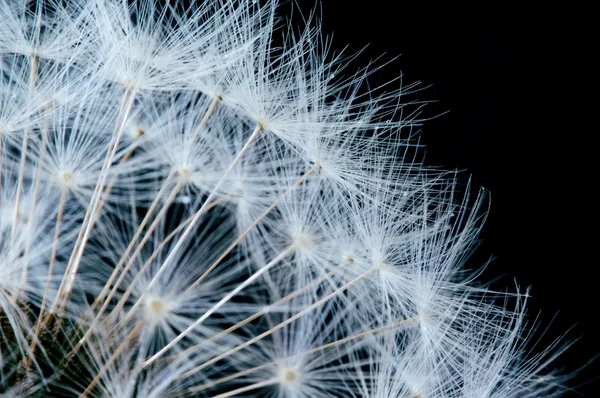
[0,0,574,397]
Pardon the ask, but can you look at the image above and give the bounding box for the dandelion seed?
[0,0,578,396]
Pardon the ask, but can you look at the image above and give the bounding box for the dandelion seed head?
[0,0,575,396]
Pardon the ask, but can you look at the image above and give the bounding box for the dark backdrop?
[291,1,597,396]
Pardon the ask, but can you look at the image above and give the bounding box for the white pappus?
[0,0,576,397]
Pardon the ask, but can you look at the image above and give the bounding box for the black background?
[285,0,598,396]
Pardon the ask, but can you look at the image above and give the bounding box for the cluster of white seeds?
[0,0,570,397]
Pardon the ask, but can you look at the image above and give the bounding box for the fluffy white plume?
[0,0,574,397]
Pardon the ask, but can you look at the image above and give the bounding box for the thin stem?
[310,317,418,352]
[96,180,184,315]
[164,266,379,373]
[68,201,226,361]
[190,317,418,393]
[197,315,420,393]
[178,265,344,380]
[189,364,270,394]
[73,180,184,354]
[143,123,263,293]
[79,319,144,398]
[191,95,221,141]
[210,379,278,398]
[19,116,50,297]
[142,245,295,367]
[11,54,39,243]
[93,135,141,219]
[66,137,146,313]
[53,88,136,316]
[25,188,69,369]
[91,172,176,312]
[106,200,227,320]
[184,164,318,295]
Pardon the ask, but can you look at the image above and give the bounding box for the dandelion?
[0,0,577,397]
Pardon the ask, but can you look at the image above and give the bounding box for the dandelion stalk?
[52,87,137,316]
[10,54,39,243]
[117,162,319,328]
[187,163,319,292]
[79,319,145,398]
[86,179,184,323]
[25,188,68,369]
[90,172,178,311]
[143,245,295,366]
[149,266,379,369]
[67,199,226,362]
[143,122,264,288]
[211,379,278,398]
[174,253,342,369]
[92,94,223,313]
